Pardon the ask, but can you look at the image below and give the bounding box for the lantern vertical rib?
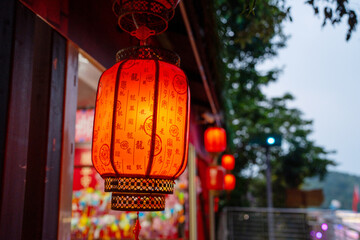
[173,89,190,178]
[146,59,160,176]
[111,60,128,175]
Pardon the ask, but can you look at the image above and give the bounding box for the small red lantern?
[204,127,227,153]
[92,47,190,211]
[224,174,236,191]
[221,154,235,171]
[206,166,225,190]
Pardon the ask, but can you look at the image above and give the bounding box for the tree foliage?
[305,0,358,41]
[212,0,353,207]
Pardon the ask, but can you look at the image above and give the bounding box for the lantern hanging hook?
[130,25,155,45]
[132,13,139,29]
[130,13,154,45]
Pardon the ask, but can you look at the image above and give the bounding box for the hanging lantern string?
[133,211,141,240]
[131,13,152,46]
[132,13,139,29]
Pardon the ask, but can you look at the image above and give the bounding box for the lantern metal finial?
[113,0,181,37]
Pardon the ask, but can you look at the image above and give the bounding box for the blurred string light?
[316,232,322,239]
[321,223,328,231]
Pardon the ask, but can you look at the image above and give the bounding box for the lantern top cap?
[113,0,181,36]
[116,46,180,67]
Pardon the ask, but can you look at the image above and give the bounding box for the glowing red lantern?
[221,154,235,171]
[224,174,236,191]
[204,127,227,153]
[206,166,225,190]
[92,46,190,211]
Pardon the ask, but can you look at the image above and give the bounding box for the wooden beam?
[0,3,35,239]
[179,1,221,125]
[0,0,16,207]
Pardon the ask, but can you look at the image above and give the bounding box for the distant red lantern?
[221,154,235,171]
[204,127,227,153]
[224,174,236,191]
[92,47,190,211]
[206,166,225,190]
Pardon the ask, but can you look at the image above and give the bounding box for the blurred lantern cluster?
[71,177,191,239]
[204,127,236,192]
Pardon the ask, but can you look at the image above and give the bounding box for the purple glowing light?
[316,232,322,239]
[321,223,328,231]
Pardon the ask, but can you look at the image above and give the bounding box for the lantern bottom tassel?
[133,211,141,240]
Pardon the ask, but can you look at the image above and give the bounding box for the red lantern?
[206,166,225,190]
[204,127,227,153]
[221,154,235,171]
[92,46,190,211]
[224,174,236,191]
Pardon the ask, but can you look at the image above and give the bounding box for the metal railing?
[315,211,360,240]
[218,207,360,240]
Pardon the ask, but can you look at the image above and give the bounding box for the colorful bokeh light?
[321,223,328,231]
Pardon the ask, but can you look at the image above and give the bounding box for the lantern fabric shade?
[224,174,236,191]
[92,46,190,211]
[221,154,235,171]
[204,127,227,153]
[206,166,225,190]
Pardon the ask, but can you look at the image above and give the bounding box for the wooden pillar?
[22,16,55,240]
[41,30,66,239]
[58,42,78,240]
[188,144,198,240]
[0,0,16,206]
[0,3,36,239]
[0,2,67,239]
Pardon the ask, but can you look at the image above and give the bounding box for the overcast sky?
[260,1,360,175]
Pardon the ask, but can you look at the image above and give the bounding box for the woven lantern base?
[104,176,175,194]
[111,193,166,211]
[105,176,174,211]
